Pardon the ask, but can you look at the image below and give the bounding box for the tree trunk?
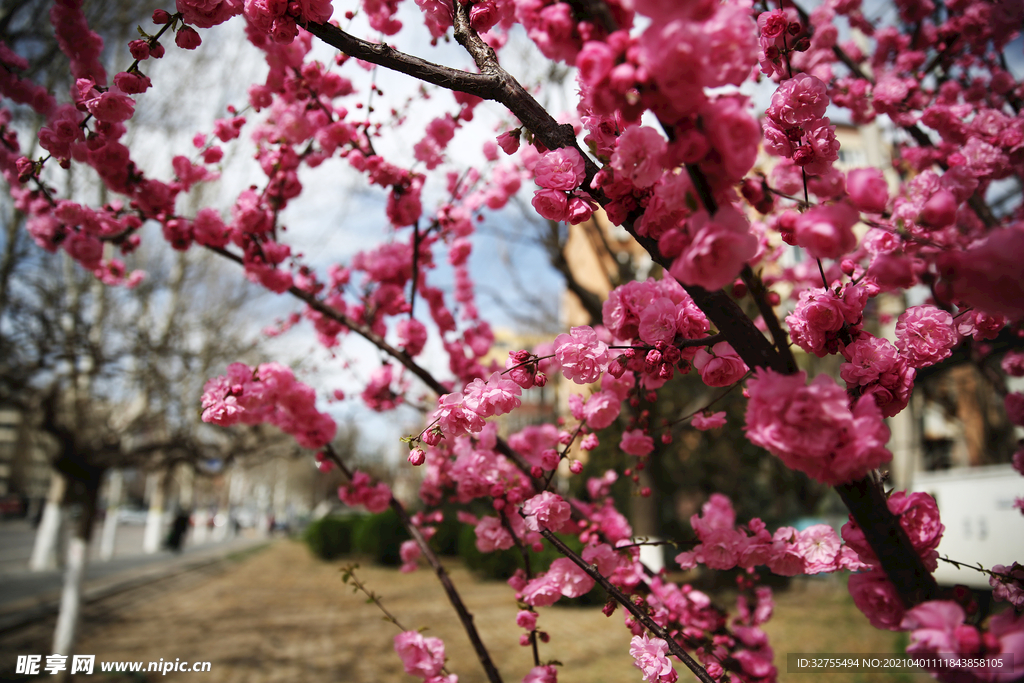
[52,478,99,668]
[142,470,166,554]
[99,469,123,561]
[29,471,66,572]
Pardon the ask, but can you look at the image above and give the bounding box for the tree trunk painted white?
[52,536,86,654]
[142,471,166,554]
[99,470,123,561]
[29,472,66,572]
[52,478,99,670]
[192,508,210,544]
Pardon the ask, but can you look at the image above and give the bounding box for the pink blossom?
[534,147,586,191]
[553,325,608,384]
[496,129,520,155]
[939,223,1024,320]
[745,369,891,485]
[990,563,1024,609]
[523,665,557,683]
[394,631,446,678]
[516,609,537,631]
[793,202,858,260]
[846,168,889,213]
[176,0,243,28]
[848,570,905,630]
[175,25,203,49]
[463,372,522,418]
[546,557,595,597]
[620,429,654,457]
[795,524,840,574]
[531,188,569,222]
[767,73,829,126]
[474,515,514,552]
[611,126,666,188]
[629,634,677,683]
[400,539,421,573]
[669,205,757,291]
[691,411,726,430]
[895,305,958,369]
[522,491,571,532]
[1005,392,1024,427]
[693,342,748,387]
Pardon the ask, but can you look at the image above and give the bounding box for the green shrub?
[352,508,410,566]
[304,515,363,560]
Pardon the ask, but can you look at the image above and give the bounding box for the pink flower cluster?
[693,342,748,388]
[552,326,608,384]
[243,0,334,44]
[530,147,593,224]
[762,73,840,177]
[744,369,891,485]
[894,305,959,369]
[393,631,455,683]
[629,634,677,683]
[786,284,867,358]
[200,362,337,449]
[519,557,596,607]
[427,372,522,442]
[338,471,392,514]
[674,494,852,576]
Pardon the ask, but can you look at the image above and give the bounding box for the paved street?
[0,519,264,629]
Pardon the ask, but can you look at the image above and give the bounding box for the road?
[0,518,260,616]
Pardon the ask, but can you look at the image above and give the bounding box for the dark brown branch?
[325,445,504,683]
[538,529,716,683]
[740,265,798,373]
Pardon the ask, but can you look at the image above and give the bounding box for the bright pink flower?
[693,342,748,387]
[848,570,905,630]
[796,524,840,574]
[394,631,445,678]
[611,126,666,188]
[692,411,727,430]
[794,202,858,259]
[496,129,520,155]
[474,515,514,552]
[516,609,538,630]
[846,168,889,213]
[533,147,585,191]
[745,369,891,485]
[522,491,571,532]
[842,491,944,572]
[523,664,558,683]
[939,222,1024,321]
[531,188,569,222]
[553,325,608,384]
[670,205,757,291]
[620,429,654,457]
[895,305,958,369]
[766,73,829,126]
[175,25,203,49]
[583,390,621,430]
[990,563,1024,609]
[629,634,677,683]
[638,297,679,345]
[399,539,421,573]
[176,0,242,28]
[546,557,595,598]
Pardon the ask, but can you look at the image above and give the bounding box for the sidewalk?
[0,535,269,633]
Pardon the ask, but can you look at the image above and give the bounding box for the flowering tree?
[2,0,1024,680]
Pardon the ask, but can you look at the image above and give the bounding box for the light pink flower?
[796,524,840,574]
[846,168,889,213]
[794,202,858,259]
[693,342,748,387]
[394,631,446,678]
[691,411,727,430]
[531,188,569,222]
[629,634,677,683]
[895,305,958,369]
[611,126,666,188]
[553,326,608,384]
[620,429,654,457]
[534,147,586,191]
[670,205,757,291]
[523,665,558,683]
[522,491,571,532]
[848,570,905,630]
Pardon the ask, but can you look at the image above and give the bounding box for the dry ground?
[1,540,929,683]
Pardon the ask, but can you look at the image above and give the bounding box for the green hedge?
[304,515,364,560]
[352,508,410,566]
